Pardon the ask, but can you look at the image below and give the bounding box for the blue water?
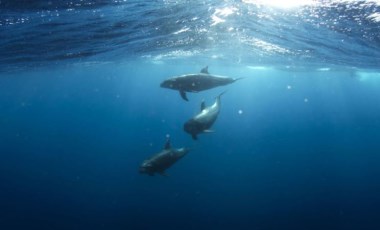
[1,1,380,230]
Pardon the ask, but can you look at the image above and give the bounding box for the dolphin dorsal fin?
[164,137,171,150]
[201,100,206,111]
[200,66,209,74]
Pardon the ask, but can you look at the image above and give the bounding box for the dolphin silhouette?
[183,92,225,140]
[139,137,189,176]
[160,66,242,101]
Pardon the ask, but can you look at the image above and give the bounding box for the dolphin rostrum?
[160,66,242,101]
[183,92,225,140]
[139,137,189,176]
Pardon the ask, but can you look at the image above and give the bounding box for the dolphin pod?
[140,66,238,176]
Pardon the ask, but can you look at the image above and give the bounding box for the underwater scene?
[1,1,380,229]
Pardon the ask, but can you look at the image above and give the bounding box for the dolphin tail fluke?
[215,91,226,105]
[217,91,227,99]
[179,90,189,101]
[234,77,245,82]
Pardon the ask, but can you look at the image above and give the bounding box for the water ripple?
[0,0,379,72]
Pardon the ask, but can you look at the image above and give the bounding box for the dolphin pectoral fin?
[203,130,214,133]
[192,134,198,140]
[200,66,209,74]
[179,90,188,101]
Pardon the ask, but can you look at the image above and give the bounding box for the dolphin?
[139,137,189,176]
[183,92,225,140]
[160,66,242,101]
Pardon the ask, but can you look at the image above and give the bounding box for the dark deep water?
[1,1,380,230]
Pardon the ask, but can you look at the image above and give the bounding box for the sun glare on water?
[242,0,316,9]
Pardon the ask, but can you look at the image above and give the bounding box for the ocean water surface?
[1,1,380,230]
